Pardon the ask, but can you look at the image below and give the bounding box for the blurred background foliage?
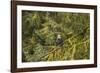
[22,10,90,62]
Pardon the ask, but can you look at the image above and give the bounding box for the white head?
[57,34,61,39]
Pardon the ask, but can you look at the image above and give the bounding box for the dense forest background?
[22,10,90,62]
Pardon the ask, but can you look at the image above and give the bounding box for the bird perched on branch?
[56,34,63,46]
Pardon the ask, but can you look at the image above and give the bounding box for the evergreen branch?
[38,39,89,61]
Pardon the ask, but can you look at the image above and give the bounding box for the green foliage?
[22,10,90,62]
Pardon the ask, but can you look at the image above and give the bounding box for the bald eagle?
[56,34,63,46]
